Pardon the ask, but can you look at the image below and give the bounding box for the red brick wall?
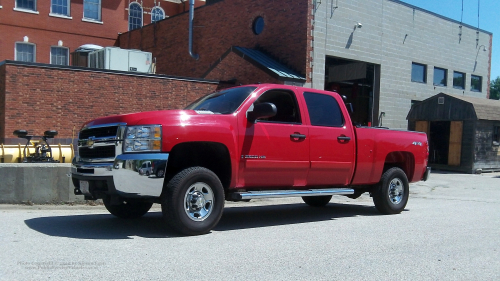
[0,0,206,64]
[205,52,282,86]
[117,0,310,81]
[0,62,218,144]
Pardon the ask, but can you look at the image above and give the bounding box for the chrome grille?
[78,124,124,162]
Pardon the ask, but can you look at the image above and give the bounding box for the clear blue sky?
[401,0,499,81]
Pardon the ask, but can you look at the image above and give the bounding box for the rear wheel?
[372,167,409,214]
[156,168,165,178]
[302,195,332,207]
[162,167,224,236]
[103,197,153,219]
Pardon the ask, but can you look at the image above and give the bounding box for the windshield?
[185,86,257,114]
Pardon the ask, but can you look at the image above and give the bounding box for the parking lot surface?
[1,171,499,280]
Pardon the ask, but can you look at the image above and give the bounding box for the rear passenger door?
[302,92,355,186]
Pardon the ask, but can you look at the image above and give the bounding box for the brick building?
[0,0,206,65]
[0,0,494,145]
[119,0,493,128]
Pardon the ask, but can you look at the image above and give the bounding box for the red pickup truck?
[71,84,430,235]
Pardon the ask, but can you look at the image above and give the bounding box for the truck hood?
[81,110,228,129]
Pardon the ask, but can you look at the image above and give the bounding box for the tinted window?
[185,86,257,114]
[411,63,426,83]
[453,71,465,89]
[254,90,301,123]
[304,92,344,127]
[433,67,447,86]
[471,75,482,92]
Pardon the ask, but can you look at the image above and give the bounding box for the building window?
[433,67,447,87]
[50,47,69,65]
[493,126,500,146]
[129,2,143,30]
[83,0,100,21]
[51,0,69,16]
[16,0,36,11]
[453,71,465,89]
[15,42,36,62]
[151,6,165,23]
[471,75,482,92]
[411,62,426,83]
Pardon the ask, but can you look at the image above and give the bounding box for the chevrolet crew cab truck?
[72,84,430,235]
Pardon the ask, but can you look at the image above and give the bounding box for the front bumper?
[71,153,169,198]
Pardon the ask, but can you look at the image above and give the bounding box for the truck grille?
[78,125,122,161]
[79,146,116,159]
[79,126,118,139]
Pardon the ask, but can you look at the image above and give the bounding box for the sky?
[401,0,499,81]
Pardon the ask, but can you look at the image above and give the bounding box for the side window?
[255,90,301,124]
[304,92,344,127]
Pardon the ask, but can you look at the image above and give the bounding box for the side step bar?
[230,188,355,200]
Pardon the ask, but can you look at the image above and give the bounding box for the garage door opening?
[325,57,380,126]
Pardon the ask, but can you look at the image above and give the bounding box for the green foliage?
[490,77,500,100]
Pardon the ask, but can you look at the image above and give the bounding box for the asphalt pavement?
[0,171,499,280]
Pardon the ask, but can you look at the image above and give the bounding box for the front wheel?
[372,167,409,214]
[103,197,153,219]
[302,195,332,207]
[162,167,225,236]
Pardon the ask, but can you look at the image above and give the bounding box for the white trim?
[82,18,103,24]
[49,13,73,20]
[50,46,70,66]
[83,0,101,22]
[128,2,143,31]
[50,0,71,17]
[15,42,36,63]
[13,8,39,14]
[151,6,165,23]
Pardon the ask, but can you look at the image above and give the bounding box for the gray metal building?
[308,0,492,129]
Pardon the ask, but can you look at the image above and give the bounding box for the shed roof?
[407,93,500,121]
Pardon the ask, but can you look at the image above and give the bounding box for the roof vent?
[438,97,445,104]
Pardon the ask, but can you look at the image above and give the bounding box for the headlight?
[123,125,162,152]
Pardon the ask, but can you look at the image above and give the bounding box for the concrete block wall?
[0,164,82,204]
[311,0,492,129]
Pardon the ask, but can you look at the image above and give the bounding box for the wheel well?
[383,151,415,180]
[165,142,232,190]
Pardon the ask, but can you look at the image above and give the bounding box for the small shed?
[407,93,500,173]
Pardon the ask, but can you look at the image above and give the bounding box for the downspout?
[189,0,199,60]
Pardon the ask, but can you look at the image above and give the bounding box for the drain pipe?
[188,0,199,60]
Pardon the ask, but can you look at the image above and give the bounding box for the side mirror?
[247,102,277,123]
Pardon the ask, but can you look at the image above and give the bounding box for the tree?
[490,77,500,100]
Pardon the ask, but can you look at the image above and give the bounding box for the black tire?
[103,197,153,219]
[146,170,150,176]
[156,168,165,178]
[302,195,332,207]
[162,167,225,236]
[372,167,409,214]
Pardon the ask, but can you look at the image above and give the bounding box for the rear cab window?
[303,92,344,127]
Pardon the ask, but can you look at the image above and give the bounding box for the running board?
[230,188,355,200]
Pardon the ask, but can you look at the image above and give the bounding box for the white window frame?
[83,0,101,22]
[14,0,39,14]
[151,6,165,23]
[15,42,36,62]
[128,2,143,31]
[50,0,71,18]
[50,46,70,66]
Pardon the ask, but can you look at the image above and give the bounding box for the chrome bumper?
[71,153,169,198]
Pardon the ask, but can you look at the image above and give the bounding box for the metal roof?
[233,47,305,81]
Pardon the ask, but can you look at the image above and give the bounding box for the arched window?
[128,2,143,31]
[151,7,165,23]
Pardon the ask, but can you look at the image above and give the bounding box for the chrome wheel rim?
[184,182,214,221]
[157,169,165,177]
[388,178,404,205]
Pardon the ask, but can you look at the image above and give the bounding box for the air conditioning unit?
[88,47,153,73]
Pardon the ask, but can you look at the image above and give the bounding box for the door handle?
[290,133,306,139]
[337,136,351,142]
